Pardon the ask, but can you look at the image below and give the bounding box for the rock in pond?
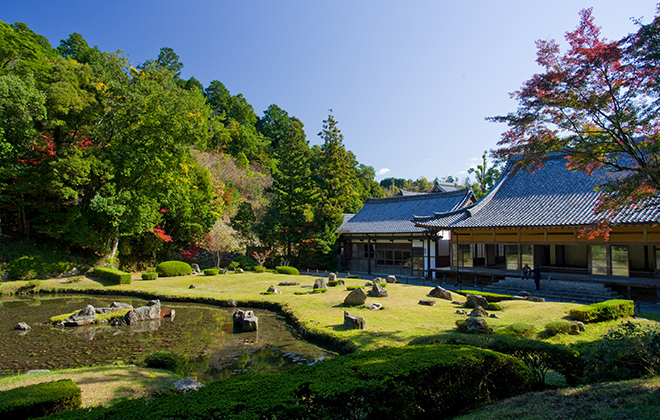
[344,288,367,306]
[343,311,365,330]
[64,305,96,327]
[233,309,258,332]
[120,300,161,325]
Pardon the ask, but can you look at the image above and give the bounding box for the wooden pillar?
[367,236,372,275]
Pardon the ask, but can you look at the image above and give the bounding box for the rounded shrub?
[276,266,299,275]
[144,351,183,372]
[253,266,266,273]
[502,323,537,338]
[204,268,219,276]
[156,261,192,277]
[327,280,339,287]
[545,321,573,336]
[346,285,364,290]
[141,272,158,280]
[487,302,503,311]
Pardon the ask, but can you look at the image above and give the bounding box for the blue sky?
[3,1,657,183]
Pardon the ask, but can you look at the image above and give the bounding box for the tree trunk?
[108,236,119,260]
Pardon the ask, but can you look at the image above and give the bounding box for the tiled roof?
[340,188,474,234]
[414,154,660,229]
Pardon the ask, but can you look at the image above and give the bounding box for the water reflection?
[0,295,333,382]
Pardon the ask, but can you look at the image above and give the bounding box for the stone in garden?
[233,309,258,332]
[465,317,491,334]
[225,299,237,307]
[368,283,388,298]
[267,285,282,294]
[529,297,546,303]
[365,282,373,286]
[313,278,328,290]
[1,271,9,281]
[489,313,501,319]
[189,284,196,289]
[238,268,244,273]
[418,300,436,306]
[64,305,96,326]
[337,279,345,285]
[96,302,133,314]
[121,300,161,325]
[386,275,397,284]
[366,302,382,310]
[329,273,337,282]
[456,309,468,315]
[512,295,528,300]
[27,370,50,375]
[451,301,463,305]
[191,263,201,274]
[569,321,585,334]
[278,281,300,286]
[466,294,489,309]
[14,322,31,331]
[220,268,227,274]
[344,288,367,306]
[429,286,452,300]
[469,306,488,317]
[173,377,205,393]
[343,311,365,330]
[517,291,532,298]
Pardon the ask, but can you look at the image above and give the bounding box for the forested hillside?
[0,21,384,273]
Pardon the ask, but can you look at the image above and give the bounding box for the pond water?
[0,295,333,383]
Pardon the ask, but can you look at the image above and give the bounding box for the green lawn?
[2,272,655,350]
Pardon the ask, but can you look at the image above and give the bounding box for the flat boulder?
[529,297,546,303]
[95,302,133,315]
[313,278,328,290]
[368,283,388,298]
[456,309,468,315]
[64,305,96,326]
[233,309,258,332]
[466,294,489,309]
[14,322,31,331]
[517,291,532,298]
[469,306,488,317]
[343,311,365,330]
[344,288,367,306]
[428,286,452,300]
[278,281,300,286]
[121,300,161,325]
[418,300,436,306]
[366,302,382,310]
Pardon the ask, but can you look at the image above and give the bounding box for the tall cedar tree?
[490,8,660,236]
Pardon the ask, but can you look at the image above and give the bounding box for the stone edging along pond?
[6,287,358,356]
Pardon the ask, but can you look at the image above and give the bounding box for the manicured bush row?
[409,333,583,387]
[346,286,364,290]
[203,268,219,276]
[545,321,573,336]
[455,290,513,302]
[275,266,299,275]
[155,261,192,277]
[0,379,81,419]
[40,345,531,420]
[141,272,158,280]
[569,299,635,323]
[294,289,327,295]
[92,267,131,285]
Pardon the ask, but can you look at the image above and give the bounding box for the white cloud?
[376,168,390,176]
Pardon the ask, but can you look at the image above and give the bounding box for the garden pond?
[0,294,333,382]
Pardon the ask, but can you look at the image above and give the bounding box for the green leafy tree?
[468,151,501,199]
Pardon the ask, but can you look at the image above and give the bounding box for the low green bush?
[327,280,339,287]
[156,261,192,277]
[0,379,81,419]
[41,345,531,420]
[581,321,660,383]
[253,266,266,273]
[235,255,258,268]
[7,255,73,280]
[346,285,364,290]
[228,261,240,271]
[276,266,299,275]
[144,351,184,373]
[92,267,131,285]
[455,290,513,302]
[204,268,219,276]
[141,272,158,280]
[487,302,503,311]
[347,274,359,279]
[569,299,634,323]
[294,289,328,295]
[500,323,537,338]
[375,282,387,287]
[545,321,573,336]
[409,333,583,388]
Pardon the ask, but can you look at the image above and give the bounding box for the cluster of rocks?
[233,309,258,332]
[457,317,492,334]
[513,291,546,302]
[454,295,500,319]
[173,377,205,393]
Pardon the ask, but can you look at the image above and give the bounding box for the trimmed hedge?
[294,289,328,295]
[0,379,81,419]
[456,290,513,302]
[487,302,503,311]
[346,285,364,290]
[141,272,158,280]
[276,266,299,275]
[501,323,537,338]
[569,299,635,323]
[545,321,573,336]
[253,266,266,273]
[204,268,219,276]
[144,351,183,372]
[156,261,192,277]
[38,345,531,420]
[92,267,131,285]
[327,280,339,287]
[409,333,583,387]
